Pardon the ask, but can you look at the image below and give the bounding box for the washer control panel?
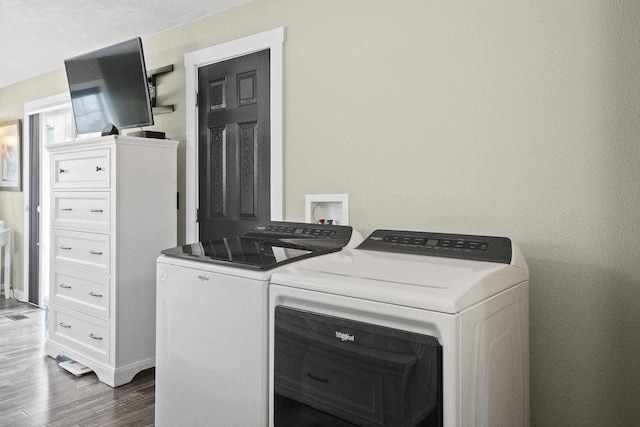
[261,224,338,238]
[357,229,512,264]
[249,221,352,240]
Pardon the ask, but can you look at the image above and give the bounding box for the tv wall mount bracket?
[148,64,175,115]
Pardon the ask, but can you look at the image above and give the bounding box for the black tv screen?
[65,37,154,135]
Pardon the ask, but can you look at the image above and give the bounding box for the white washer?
[269,229,529,427]
[155,221,357,427]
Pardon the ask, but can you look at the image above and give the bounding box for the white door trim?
[184,27,286,243]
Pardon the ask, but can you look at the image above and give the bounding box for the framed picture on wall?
[0,119,22,192]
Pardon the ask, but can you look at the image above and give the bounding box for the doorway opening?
[23,93,76,307]
[185,27,286,243]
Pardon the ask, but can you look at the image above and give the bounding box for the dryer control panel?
[357,229,513,264]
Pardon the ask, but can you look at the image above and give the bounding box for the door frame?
[185,27,286,243]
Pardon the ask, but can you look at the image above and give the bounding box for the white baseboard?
[10,289,27,302]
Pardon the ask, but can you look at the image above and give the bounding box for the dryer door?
[274,306,443,427]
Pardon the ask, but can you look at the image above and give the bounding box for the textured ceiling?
[0,0,250,89]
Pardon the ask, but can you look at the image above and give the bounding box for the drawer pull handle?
[89,292,103,298]
[89,334,103,341]
[59,284,72,289]
[307,372,329,384]
[60,208,73,211]
[58,322,71,328]
[96,166,103,172]
[89,250,103,255]
[59,168,67,173]
[59,246,72,250]
[90,209,103,213]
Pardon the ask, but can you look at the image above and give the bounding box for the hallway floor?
[0,297,155,426]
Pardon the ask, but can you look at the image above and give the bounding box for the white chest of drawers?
[45,135,178,387]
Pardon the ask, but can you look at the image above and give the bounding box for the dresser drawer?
[53,149,110,189]
[51,266,110,319]
[53,192,111,232]
[51,306,110,363]
[52,229,110,275]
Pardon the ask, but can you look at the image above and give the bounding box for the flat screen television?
[65,37,154,135]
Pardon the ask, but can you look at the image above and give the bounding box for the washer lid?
[270,247,528,314]
[161,221,353,271]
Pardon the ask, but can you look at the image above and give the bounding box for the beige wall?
[1,1,639,425]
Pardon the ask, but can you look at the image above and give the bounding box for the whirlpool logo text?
[335,331,355,342]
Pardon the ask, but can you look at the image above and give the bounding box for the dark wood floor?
[0,297,155,426]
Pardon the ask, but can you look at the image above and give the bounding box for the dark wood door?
[28,115,40,304]
[198,49,270,240]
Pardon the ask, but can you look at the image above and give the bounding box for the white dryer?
[155,221,356,427]
[269,229,529,427]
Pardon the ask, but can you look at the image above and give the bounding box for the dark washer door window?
[198,49,271,240]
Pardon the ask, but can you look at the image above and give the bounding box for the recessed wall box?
[305,194,349,225]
